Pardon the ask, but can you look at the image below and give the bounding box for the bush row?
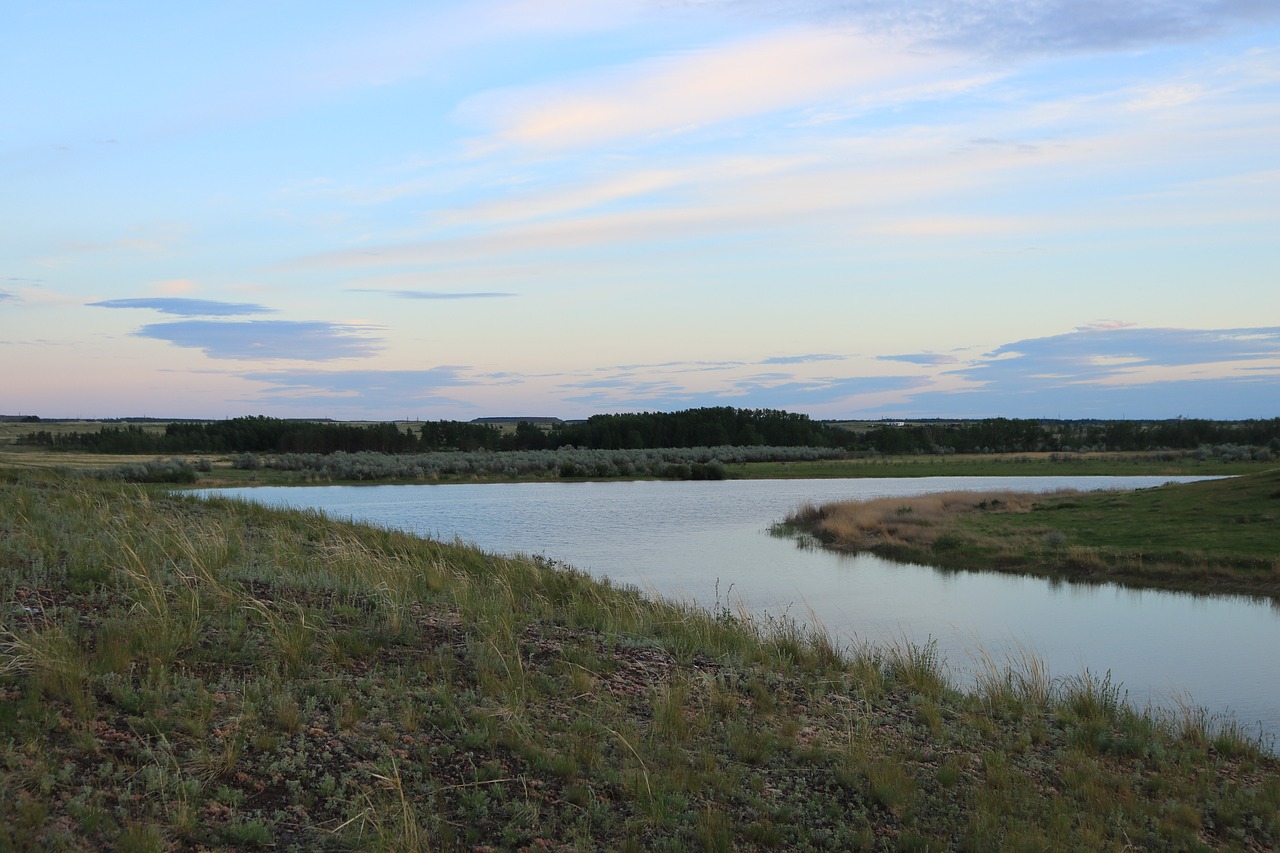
[233,445,839,481]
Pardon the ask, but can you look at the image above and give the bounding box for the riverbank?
[782,469,1280,600]
[1,469,1277,850]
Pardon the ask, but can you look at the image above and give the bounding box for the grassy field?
[726,452,1273,479]
[784,468,1280,599]
[1,469,1278,851]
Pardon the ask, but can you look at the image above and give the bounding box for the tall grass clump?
[883,637,949,698]
[971,644,1053,716]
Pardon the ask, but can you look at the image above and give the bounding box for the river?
[198,476,1279,745]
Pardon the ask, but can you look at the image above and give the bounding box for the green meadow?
[727,452,1274,479]
[1,469,1277,851]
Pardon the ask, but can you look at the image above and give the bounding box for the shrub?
[232,452,262,470]
[95,459,197,484]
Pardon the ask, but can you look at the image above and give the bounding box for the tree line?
[855,417,1280,455]
[16,408,842,455]
[15,411,1280,456]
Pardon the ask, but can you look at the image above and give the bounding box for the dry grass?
[800,490,1059,549]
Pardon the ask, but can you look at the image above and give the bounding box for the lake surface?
[200,476,1279,744]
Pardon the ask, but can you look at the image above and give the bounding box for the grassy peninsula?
[783,469,1280,600]
[2,469,1278,851]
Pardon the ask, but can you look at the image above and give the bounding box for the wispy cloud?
[557,326,1280,418]
[459,26,955,152]
[557,362,923,412]
[59,224,190,256]
[871,326,1280,418]
[168,1,648,135]
[136,320,383,361]
[240,367,476,413]
[969,326,1280,376]
[297,40,1280,273]
[693,0,1280,55]
[438,155,817,227]
[291,144,1001,268]
[758,353,845,365]
[0,290,16,303]
[878,353,961,366]
[349,289,517,300]
[89,298,276,317]
[715,375,927,409]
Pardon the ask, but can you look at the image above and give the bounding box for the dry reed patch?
[802,491,1067,549]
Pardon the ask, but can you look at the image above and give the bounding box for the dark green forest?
[857,417,1280,455]
[15,409,1280,457]
[15,408,835,455]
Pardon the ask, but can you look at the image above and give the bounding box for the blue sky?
[3,1,1278,420]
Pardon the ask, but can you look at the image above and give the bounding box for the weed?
[884,637,947,697]
[115,822,166,853]
[1061,669,1124,723]
[971,644,1052,715]
[694,805,733,852]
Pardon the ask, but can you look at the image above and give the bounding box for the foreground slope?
[1,470,1277,851]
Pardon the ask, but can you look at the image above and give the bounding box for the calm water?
[201,476,1279,743]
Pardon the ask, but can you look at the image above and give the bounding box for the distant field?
[727,452,1273,479]
[0,420,168,444]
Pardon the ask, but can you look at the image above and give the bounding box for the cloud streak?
[555,359,925,412]
[89,298,276,317]
[758,353,846,365]
[878,353,960,366]
[869,326,1280,418]
[350,289,517,300]
[548,326,1280,418]
[693,0,1280,55]
[240,367,477,413]
[136,320,384,361]
[459,26,955,152]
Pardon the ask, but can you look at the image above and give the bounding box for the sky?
[3,0,1279,421]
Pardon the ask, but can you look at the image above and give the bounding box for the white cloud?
[1124,83,1207,111]
[458,26,958,151]
[439,154,817,226]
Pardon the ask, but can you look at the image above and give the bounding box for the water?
[199,476,1279,744]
